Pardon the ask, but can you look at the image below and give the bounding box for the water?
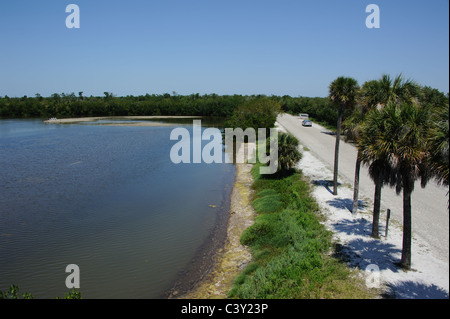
[0,119,235,298]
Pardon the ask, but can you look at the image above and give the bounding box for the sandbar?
[43,116,204,126]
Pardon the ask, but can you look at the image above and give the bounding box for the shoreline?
[42,115,257,298]
[173,144,256,299]
[163,171,234,299]
[43,116,204,125]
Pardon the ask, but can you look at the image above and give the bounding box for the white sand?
[275,121,449,299]
[43,116,203,125]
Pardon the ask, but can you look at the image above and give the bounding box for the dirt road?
[277,113,449,264]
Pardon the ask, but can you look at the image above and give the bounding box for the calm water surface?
[0,119,235,298]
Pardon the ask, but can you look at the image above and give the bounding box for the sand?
[46,115,448,298]
[176,144,256,299]
[275,121,449,299]
[43,116,204,126]
[176,122,449,299]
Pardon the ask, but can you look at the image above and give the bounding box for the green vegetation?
[0,92,340,126]
[331,73,449,270]
[230,77,448,294]
[276,96,345,128]
[0,285,33,299]
[0,92,350,131]
[58,289,82,299]
[354,74,421,236]
[359,101,436,269]
[229,163,375,299]
[0,92,248,118]
[428,102,449,189]
[224,97,281,132]
[328,76,360,196]
[1,77,446,293]
[0,285,81,299]
[276,133,302,173]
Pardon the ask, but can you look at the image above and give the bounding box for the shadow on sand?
[310,177,448,299]
[332,221,401,271]
[311,179,339,195]
[383,281,449,299]
[327,197,367,212]
[310,180,367,214]
[331,218,449,299]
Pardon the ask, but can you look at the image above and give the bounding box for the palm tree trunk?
[352,151,362,215]
[333,103,344,195]
[371,172,383,238]
[401,176,413,270]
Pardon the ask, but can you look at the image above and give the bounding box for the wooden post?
[385,209,391,238]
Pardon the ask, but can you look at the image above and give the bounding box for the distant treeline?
[0,87,447,128]
[0,92,344,127]
[0,93,246,119]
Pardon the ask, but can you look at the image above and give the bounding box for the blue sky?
[0,0,448,97]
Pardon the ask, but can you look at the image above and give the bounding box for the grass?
[228,163,376,299]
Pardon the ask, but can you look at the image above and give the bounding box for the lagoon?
[0,118,235,298]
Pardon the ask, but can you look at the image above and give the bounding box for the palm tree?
[276,132,302,173]
[361,101,432,269]
[428,103,449,209]
[343,105,366,215]
[358,109,397,238]
[349,75,420,216]
[372,74,419,107]
[343,81,379,215]
[429,103,449,188]
[329,76,360,195]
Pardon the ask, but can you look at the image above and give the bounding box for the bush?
[229,163,375,299]
[0,285,82,299]
[252,195,283,213]
[0,285,33,299]
[276,133,302,172]
[225,97,281,131]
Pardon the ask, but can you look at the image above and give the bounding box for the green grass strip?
[228,164,375,299]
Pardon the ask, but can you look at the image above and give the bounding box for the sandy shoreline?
[174,145,256,299]
[43,116,204,126]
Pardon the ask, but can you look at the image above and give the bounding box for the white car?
[302,120,312,127]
